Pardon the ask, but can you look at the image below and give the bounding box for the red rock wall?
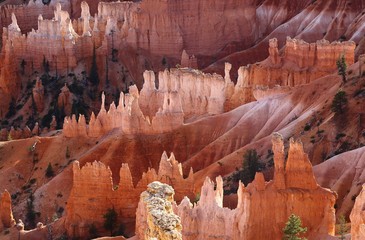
[64,152,195,239]
[63,67,226,138]
[0,1,70,36]
[225,37,356,110]
[176,133,336,240]
[0,190,15,232]
[350,185,365,240]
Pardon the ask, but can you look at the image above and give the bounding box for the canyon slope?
[0,0,365,239]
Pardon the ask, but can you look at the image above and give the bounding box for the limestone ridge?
[0,190,15,232]
[136,181,182,240]
[64,152,194,238]
[175,133,336,239]
[350,185,365,239]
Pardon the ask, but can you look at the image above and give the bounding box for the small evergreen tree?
[26,193,36,229]
[43,56,50,74]
[45,163,54,178]
[89,45,100,86]
[336,55,347,83]
[282,214,307,240]
[240,149,262,185]
[331,90,348,114]
[103,207,117,236]
[5,97,16,118]
[20,59,26,75]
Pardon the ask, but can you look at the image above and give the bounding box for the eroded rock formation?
[225,37,356,110]
[350,185,365,240]
[175,133,336,239]
[57,84,73,116]
[0,190,15,232]
[63,33,356,138]
[64,152,194,239]
[135,181,182,240]
[0,0,357,119]
[32,77,44,113]
[63,67,226,137]
[181,50,198,69]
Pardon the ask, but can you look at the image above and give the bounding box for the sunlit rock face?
[64,152,194,239]
[135,181,182,240]
[175,133,336,239]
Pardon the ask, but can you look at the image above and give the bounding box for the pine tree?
[43,56,50,74]
[240,149,262,185]
[45,163,54,178]
[336,55,347,83]
[26,193,36,229]
[282,214,307,240]
[331,90,348,114]
[103,207,117,236]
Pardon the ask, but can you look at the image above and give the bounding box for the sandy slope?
[314,147,365,217]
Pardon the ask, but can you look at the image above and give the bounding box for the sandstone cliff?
[62,35,356,138]
[350,185,365,240]
[0,190,15,232]
[63,67,226,137]
[175,133,336,239]
[0,1,358,121]
[64,152,194,239]
[225,37,356,110]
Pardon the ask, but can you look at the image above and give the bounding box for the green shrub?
[282,214,307,240]
[240,149,263,185]
[103,207,117,236]
[336,133,346,140]
[331,91,348,114]
[45,163,55,178]
[336,55,347,83]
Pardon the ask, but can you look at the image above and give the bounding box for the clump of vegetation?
[45,163,55,178]
[89,223,99,239]
[224,149,265,194]
[240,149,263,185]
[26,193,36,229]
[103,207,118,236]
[193,192,200,204]
[5,98,16,118]
[334,141,353,155]
[282,214,307,240]
[336,133,346,140]
[65,146,70,159]
[336,55,347,83]
[331,90,348,114]
[337,215,349,240]
[43,56,50,74]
